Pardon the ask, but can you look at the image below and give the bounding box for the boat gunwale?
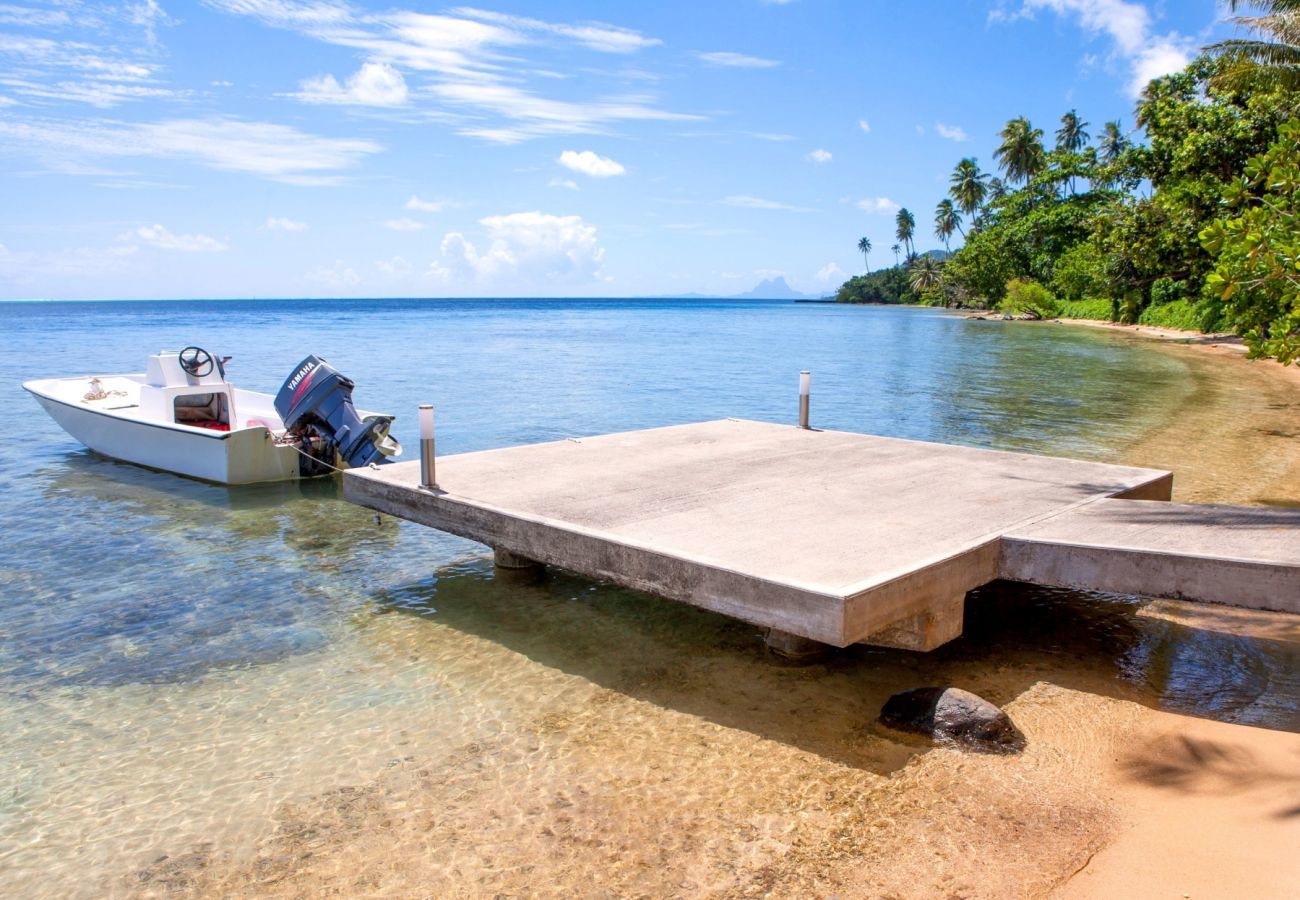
[23,378,242,441]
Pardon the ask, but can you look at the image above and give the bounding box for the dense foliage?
[1202,121,1300,362]
[834,264,917,305]
[837,25,1300,364]
[999,278,1060,319]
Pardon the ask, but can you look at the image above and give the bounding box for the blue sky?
[0,1,1237,299]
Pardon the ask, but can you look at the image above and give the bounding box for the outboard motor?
[274,355,400,475]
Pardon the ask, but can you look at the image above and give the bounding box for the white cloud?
[142,119,380,184]
[722,194,813,212]
[935,122,967,142]
[1007,0,1193,97]
[375,255,413,277]
[858,119,871,133]
[805,148,832,164]
[558,149,625,177]
[696,51,780,68]
[133,224,228,252]
[307,260,361,289]
[548,177,579,190]
[405,195,446,212]
[296,62,408,106]
[437,82,699,143]
[206,2,687,142]
[384,217,426,231]
[265,216,308,231]
[0,6,71,26]
[0,79,184,108]
[857,196,900,215]
[429,211,605,284]
[0,95,15,107]
[130,0,173,46]
[815,262,846,283]
[0,33,186,108]
[0,117,382,184]
[451,8,662,53]
[1128,35,1194,97]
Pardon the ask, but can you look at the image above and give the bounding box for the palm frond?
[1226,0,1300,12]
[1228,12,1300,43]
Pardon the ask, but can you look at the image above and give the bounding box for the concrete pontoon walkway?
[344,419,1300,652]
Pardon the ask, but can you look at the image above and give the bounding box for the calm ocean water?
[0,298,1294,896]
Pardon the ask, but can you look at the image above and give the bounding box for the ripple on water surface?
[0,300,1294,897]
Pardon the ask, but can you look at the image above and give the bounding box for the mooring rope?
[285,441,381,475]
[83,377,127,402]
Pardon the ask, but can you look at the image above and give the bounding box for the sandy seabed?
[34,325,1299,900]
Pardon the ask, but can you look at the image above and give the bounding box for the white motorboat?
[24,347,401,484]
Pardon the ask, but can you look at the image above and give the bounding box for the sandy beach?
[111,320,1300,899]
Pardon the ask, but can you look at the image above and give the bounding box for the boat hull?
[28,391,301,484]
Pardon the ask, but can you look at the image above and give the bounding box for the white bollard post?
[798,370,811,430]
[418,403,438,490]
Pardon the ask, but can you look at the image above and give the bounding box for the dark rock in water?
[879,686,1026,754]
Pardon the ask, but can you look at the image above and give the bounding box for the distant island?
[673,276,824,301]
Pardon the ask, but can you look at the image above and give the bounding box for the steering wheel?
[178,346,215,377]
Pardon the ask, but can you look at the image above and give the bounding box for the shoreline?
[124,313,1298,898]
[18,303,1294,899]
[955,310,1300,506]
[954,309,1300,895]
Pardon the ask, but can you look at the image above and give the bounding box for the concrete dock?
[344,419,1300,654]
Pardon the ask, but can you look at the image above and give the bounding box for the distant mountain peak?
[731,276,810,299]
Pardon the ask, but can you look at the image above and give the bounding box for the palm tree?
[948,158,987,232]
[1207,1,1300,89]
[994,116,1045,185]
[908,255,943,295]
[1055,110,1090,152]
[934,199,960,250]
[891,243,901,266]
[857,236,872,273]
[895,208,915,257]
[1098,120,1128,163]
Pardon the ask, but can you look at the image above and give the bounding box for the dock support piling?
[418,403,438,491]
[798,370,811,430]
[493,547,546,582]
[862,592,966,652]
[765,627,834,664]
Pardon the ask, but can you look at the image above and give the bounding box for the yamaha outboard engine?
[275,355,400,476]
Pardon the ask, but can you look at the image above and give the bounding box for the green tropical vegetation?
[836,1,1300,364]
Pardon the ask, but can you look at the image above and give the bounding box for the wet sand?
[1041,321,1300,897]
[111,329,1300,899]
[1054,317,1300,506]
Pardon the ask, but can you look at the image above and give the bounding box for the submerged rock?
[879,686,1026,754]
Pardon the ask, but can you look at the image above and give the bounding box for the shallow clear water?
[0,299,1294,896]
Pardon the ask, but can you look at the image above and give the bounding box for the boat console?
[139,347,237,431]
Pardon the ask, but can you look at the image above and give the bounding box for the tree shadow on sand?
[1118,733,1300,820]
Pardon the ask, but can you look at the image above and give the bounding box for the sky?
[0,1,1242,300]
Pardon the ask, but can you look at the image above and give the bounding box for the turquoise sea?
[0,298,1295,896]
